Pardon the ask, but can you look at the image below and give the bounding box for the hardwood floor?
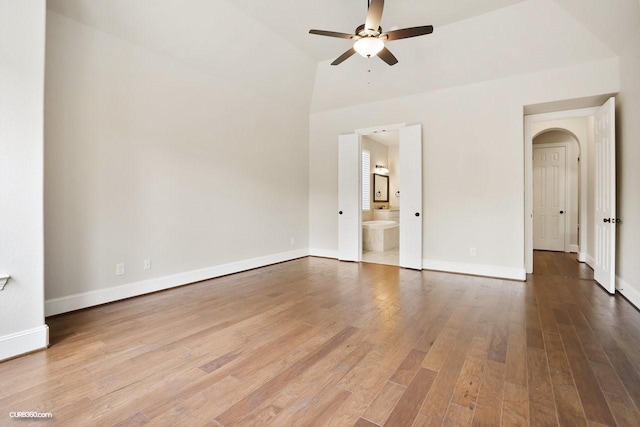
[533,250,594,280]
[1,255,639,426]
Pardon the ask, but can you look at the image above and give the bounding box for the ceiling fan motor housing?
[356,24,382,37]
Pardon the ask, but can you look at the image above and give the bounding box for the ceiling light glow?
[354,37,384,58]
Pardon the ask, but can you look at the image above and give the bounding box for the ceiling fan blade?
[383,25,433,41]
[331,48,357,66]
[365,0,385,32]
[309,29,357,40]
[377,47,398,66]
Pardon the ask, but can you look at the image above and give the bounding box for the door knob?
[415,213,420,217]
[616,219,621,223]
[560,211,564,214]
[339,211,343,215]
[604,218,611,223]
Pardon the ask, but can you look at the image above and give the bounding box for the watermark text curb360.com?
[9,411,53,419]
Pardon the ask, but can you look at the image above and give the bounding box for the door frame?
[353,123,410,264]
[524,107,597,274]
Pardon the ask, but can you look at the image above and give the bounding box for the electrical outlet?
[470,248,477,256]
[144,259,151,270]
[116,263,125,276]
[290,237,295,246]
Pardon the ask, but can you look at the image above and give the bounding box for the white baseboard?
[569,245,579,254]
[0,325,49,362]
[577,252,586,262]
[422,259,526,281]
[616,275,640,310]
[586,254,595,270]
[309,248,338,259]
[45,249,310,317]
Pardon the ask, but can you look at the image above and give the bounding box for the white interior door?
[338,133,361,262]
[594,97,616,294]
[399,125,423,270]
[533,146,566,251]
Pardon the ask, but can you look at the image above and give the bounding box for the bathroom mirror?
[373,174,389,202]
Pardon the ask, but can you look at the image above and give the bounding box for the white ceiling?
[310,0,617,111]
[365,130,399,146]
[45,0,636,112]
[231,0,527,61]
[48,0,528,62]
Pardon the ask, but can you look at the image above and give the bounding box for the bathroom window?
[362,150,371,210]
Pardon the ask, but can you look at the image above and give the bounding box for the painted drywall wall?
[361,136,389,210]
[309,59,619,275]
[533,132,580,252]
[0,0,48,360]
[552,0,639,55]
[44,10,316,309]
[617,31,640,305]
[388,145,400,208]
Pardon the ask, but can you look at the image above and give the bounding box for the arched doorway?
[532,129,581,253]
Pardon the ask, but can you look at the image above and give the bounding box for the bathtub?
[363,220,399,251]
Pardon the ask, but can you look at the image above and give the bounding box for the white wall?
[361,136,389,210]
[533,132,581,252]
[551,0,640,307]
[44,9,316,314]
[388,144,400,208]
[309,58,619,278]
[0,0,48,361]
[616,31,640,306]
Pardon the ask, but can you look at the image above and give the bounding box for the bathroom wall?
[388,145,400,208]
[361,136,389,210]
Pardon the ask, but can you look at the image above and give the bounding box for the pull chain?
[367,56,371,85]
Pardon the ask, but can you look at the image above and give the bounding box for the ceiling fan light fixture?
[354,37,384,58]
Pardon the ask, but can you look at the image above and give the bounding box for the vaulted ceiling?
[48,0,528,62]
[46,0,638,112]
[231,0,527,61]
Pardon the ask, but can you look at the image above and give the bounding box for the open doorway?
[338,123,422,270]
[524,97,617,293]
[361,130,400,266]
[532,130,581,254]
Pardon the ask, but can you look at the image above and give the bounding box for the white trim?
[527,107,599,123]
[355,123,406,135]
[45,249,309,316]
[309,248,338,259]
[0,325,49,362]
[422,259,526,281]
[616,275,640,310]
[569,245,579,254]
[525,106,597,273]
[586,254,595,270]
[577,252,586,262]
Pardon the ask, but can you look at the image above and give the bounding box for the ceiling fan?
[309,0,434,66]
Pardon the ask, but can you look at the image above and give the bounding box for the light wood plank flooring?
[1,255,639,426]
